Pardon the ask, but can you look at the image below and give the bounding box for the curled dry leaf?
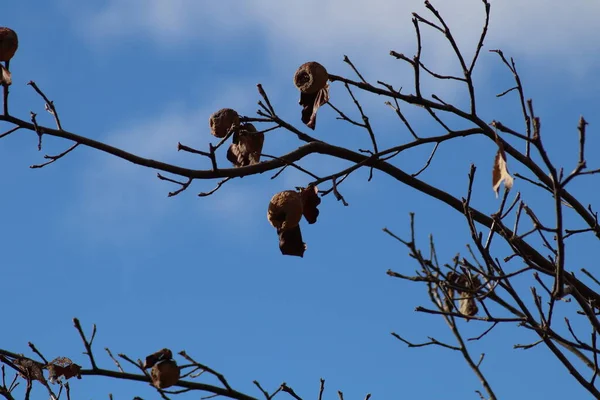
[144,348,174,369]
[227,123,264,167]
[0,64,11,86]
[278,224,306,257]
[294,61,330,130]
[267,190,303,231]
[300,185,321,224]
[151,359,180,389]
[209,108,239,138]
[444,272,480,317]
[492,137,514,197]
[13,357,46,383]
[0,27,18,62]
[47,357,82,384]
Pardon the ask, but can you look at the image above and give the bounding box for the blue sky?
[3,0,600,399]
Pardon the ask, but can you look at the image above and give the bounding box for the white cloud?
[68,0,600,77]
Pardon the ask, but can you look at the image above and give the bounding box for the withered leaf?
[278,225,306,257]
[227,123,264,167]
[47,357,82,384]
[300,185,321,224]
[13,357,46,383]
[459,297,479,317]
[144,348,173,369]
[0,64,11,86]
[300,85,329,130]
[492,137,514,197]
[151,359,180,389]
[267,190,303,231]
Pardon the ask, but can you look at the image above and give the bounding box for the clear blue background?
[3,1,600,399]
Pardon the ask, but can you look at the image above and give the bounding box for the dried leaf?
[0,27,18,62]
[227,123,264,167]
[47,357,82,384]
[144,348,173,369]
[151,359,180,389]
[300,185,321,224]
[278,225,306,257]
[299,86,329,130]
[459,296,479,317]
[0,64,11,86]
[492,138,514,197]
[13,357,46,383]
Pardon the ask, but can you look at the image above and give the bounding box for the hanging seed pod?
[209,108,239,138]
[0,27,18,62]
[267,190,304,232]
[151,359,180,389]
[227,123,264,167]
[294,62,329,130]
[294,62,328,94]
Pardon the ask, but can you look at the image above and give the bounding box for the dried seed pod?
[46,357,82,384]
[267,190,303,231]
[0,27,18,62]
[294,62,330,130]
[151,359,180,389]
[278,224,306,257]
[300,185,321,224]
[227,123,264,167]
[209,108,239,138]
[294,62,328,94]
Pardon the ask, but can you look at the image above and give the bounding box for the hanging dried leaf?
[0,27,18,62]
[294,62,330,130]
[209,108,239,138]
[47,357,82,384]
[300,185,321,224]
[458,275,481,318]
[0,64,11,86]
[227,123,264,167]
[492,138,514,197]
[267,190,303,231]
[151,359,180,389]
[13,357,46,383]
[459,296,479,317]
[278,225,306,257]
[144,348,173,369]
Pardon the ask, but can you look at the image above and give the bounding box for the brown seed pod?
[151,359,180,389]
[294,62,328,94]
[227,123,264,167]
[267,190,303,231]
[209,108,239,138]
[144,348,174,369]
[0,28,18,62]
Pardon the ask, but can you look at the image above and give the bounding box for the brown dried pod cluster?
[209,108,240,138]
[46,357,82,384]
[0,27,18,86]
[267,186,321,257]
[294,61,329,130]
[144,348,180,389]
[444,272,481,317]
[227,123,264,167]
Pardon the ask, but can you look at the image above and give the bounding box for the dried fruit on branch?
[0,27,17,86]
[278,224,306,257]
[492,137,514,197]
[12,357,46,383]
[267,190,304,231]
[151,359,180,389]
[144,348,180,389]
[47,357,82,384]
[227,123,264,167]
[300,185,321,224]
[294,61,329,130]
[209,108,239,138]
[0,27,18,62]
